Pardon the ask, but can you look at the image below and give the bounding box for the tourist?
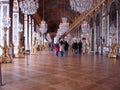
[59,40,64,57]
[72,40,78,54]
[64,41,69,56]
[54,44,59,57]
[78,40,82,54]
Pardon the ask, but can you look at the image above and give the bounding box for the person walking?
[59,40,64,57]
[54,44,59,57]
[64,41,69,56]
[72,40,78,54]
[78,40,82,54]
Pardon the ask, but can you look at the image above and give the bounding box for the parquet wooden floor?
[0,50,120,90]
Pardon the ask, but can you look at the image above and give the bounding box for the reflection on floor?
[0,50,120,90]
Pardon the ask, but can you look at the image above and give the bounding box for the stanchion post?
[0,62,2,86]
[27,54,29,65]
[25,50,30,65]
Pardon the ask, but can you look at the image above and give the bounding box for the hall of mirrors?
[0,0,120,89]
[0,0,120,61]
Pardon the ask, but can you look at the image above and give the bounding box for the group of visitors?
[54,40,69,57]
[72,40,83,55]
[53,39,92,57]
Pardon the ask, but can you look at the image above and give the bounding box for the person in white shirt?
[59,40,64,57]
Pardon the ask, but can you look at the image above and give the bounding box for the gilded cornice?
[62,0,107,38]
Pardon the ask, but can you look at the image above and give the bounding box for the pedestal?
[108,53,117,58]
[0,27,12,63]
[1,57,12,63]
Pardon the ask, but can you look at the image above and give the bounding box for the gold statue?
[83,40,87,54]
[87,39,90,54]
[0,27,12,63]
[108,34,117,58]
[16,31,24,58]
[31,37,38,54]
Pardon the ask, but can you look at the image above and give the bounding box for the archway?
[90,18,94,51]
[109,2,117,44]
[109,2,117,27]
[95,14,100,53]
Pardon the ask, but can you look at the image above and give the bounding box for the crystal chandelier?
[39,20,47,34]
[46,33,52,43]
[39,0,47,34]
[19,0,39,15]
[70,0,93,13]
[57,17,69,35]
[81,20,89,33]
[61,17,69,33]
[54,35,60,44]
[56,0,69,36]
[81,20,90,38]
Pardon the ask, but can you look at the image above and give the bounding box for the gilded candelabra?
[83,40,87,54]
[87,39,90,54]
[16,31,24,58]
[0,27,12,63]
[31,37,38,54]
[108,34,120,58]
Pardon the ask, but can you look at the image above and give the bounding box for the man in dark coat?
[78,40,82,54]
[72,40,78,54]
[64,41,69,56]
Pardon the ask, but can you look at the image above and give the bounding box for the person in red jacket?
[54,44,59,57]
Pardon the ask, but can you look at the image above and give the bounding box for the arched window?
[109,2,117,26]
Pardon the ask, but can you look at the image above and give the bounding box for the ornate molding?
[62,0,106,37]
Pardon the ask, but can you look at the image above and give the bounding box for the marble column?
[116,9,120,53]
[32,19,35,46]
[24,14,28,50]
[29,16,32,51]
[107,14,110,46]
